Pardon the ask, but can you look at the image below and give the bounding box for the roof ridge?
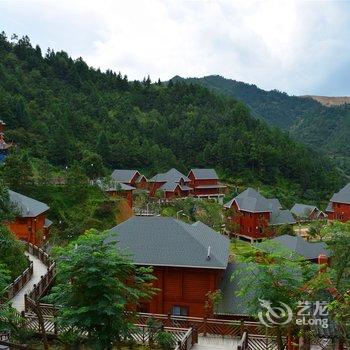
[175,219,223,265]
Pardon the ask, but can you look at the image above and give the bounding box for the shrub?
[156,331,175,350]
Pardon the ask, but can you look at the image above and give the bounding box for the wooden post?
[203,317,207,337]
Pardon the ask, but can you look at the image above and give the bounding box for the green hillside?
[0,34,344,204]
[174,75,350,173]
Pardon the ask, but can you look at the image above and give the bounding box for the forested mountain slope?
[0,34,344,202]
[174,75,350,172]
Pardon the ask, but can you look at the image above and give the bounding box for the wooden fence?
[4,262,33,300]
[23,243,55,312]
[174,327,197,350]
[136,312,278,338]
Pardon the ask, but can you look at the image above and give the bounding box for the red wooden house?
[326,183,350,222]
[291,203,326,222]
[7,190,52,245]
[149,168,192,199]
[224,188,295,241]
[107,217,230,317]
[187,169,226,200]
[111,169,148,190]
[98,178,135,208]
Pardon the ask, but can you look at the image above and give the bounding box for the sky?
[1,0,350,96]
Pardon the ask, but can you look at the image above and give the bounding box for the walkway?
[192,336,239,350]
[10,252,47,312]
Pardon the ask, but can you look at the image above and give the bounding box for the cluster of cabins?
[1,118,350,318]
[102,168,227,207]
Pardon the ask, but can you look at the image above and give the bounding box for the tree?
[324,221,350,291]
[96,131,112,167]
[0,225,28,279]
[307,221,326,241]
[234,241,320,349]
[48,229,156,349]
[0,150,33,192]
[0,179,16,222]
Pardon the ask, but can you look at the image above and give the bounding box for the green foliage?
[275,224,295,237]
[0,149,33,192]
[146,317,162,347]
[160,197,224,231]
[0,179,16,222]
[155,331,176,350]
[0,263,10,299]
[324,221,350,292]
[23,179,118,242]
[48,229,156,349]
[0,33,344,205]
[0,225,28,279]
[234,240,319,315]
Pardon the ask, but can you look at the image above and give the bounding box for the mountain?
[0,34,344,204]
[173,75,350,173]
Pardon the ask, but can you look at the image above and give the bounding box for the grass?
[230,238,255,257]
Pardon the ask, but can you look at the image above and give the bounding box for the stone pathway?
[10,252,47,312]
[192,336,239,350]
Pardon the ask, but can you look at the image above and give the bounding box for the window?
[172,305,189,316]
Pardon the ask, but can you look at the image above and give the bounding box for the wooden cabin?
[326,183,350,222]
[187,169,226,200]
[107,217,230,317]
[224,188,295,241]
[7,190,52,245]
[149,168,191,199]
[0,120,12,163]
[111,169,148,190]
[98,179,135,208]
[291,203,326,222]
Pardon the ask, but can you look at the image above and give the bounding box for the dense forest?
[0,33,345,206]
[175,75,350,173]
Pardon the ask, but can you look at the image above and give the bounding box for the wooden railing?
[24,243,55,311]
[26,243,53,268]
[21,311,194,348]
[175,327,197,350]
[4,262,33,300]
[136,313,276,337]
[237,332,248,350]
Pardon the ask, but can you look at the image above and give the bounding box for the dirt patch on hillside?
[302,95,350,106]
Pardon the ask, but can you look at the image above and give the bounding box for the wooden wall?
[140,266,223,317]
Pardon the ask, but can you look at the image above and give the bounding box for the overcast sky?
[1,0,350,96]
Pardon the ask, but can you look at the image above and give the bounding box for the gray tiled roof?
[326,202,334,213]
[291,203,318,219]
[216,262,250,316]
[106,217,229,269]
[96,179,135,192]
[111,169,139,183]
[224,188,281,213]
[224,188,293,226]
[44,218,53,228]
[270,234,330,260]
[9,190,49,217]
[269,209,296,225]
[150,168,190,183]
[330,183,350,204]
[189,169,219,180]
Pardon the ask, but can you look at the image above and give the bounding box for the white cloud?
[1,0,349,95]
